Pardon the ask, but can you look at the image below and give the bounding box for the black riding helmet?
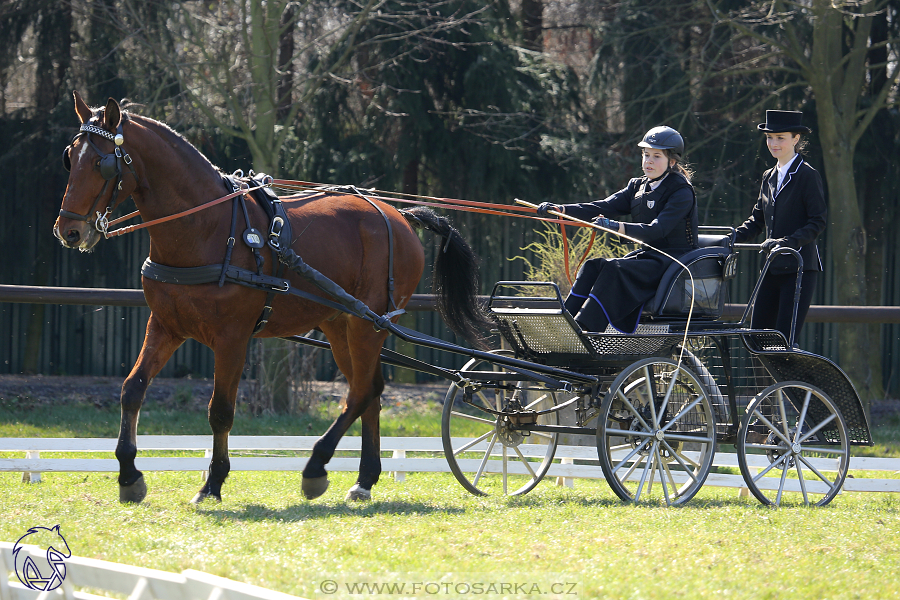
[637,126,684,157]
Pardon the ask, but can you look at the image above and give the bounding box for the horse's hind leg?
[117,314,184,503]
[347,366,385,501]
[192,339,248,504]
[302,319,387,500]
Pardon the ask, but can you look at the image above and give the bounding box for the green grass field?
[2,393,900,599]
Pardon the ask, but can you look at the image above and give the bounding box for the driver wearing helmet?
[535,126,698,333]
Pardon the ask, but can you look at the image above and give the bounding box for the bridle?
[60,118,138,236]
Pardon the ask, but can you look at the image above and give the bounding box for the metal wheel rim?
[597,357,716,506]
[441,351,561,496]
[737,381,850,507]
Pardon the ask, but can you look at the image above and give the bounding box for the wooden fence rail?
[2,436,898,494]
[3,284,900,322]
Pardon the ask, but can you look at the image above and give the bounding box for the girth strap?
[141,258,354,316]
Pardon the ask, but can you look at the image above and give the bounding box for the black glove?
[760,237,791,253]
[593,216,619,231]
[536,202,558,217]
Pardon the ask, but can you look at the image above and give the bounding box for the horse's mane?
[94,105,222,175]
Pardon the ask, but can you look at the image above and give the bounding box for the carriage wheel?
[597,358,716,506]
[737,382,849,507]
[441,351,563,496]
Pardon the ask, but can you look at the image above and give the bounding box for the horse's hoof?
[119,474,147,504]
[302,475,329,500]
[346,483,372,502]
[191,491,222,505]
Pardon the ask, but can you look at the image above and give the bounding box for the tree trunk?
[814,114,872,398]
[24,1,72,373]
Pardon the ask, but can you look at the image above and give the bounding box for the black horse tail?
[401,206,491,348]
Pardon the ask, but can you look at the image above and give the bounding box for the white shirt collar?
[776,154,797,186]
[648,172,668,191]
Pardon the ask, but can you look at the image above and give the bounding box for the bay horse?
[54,91,486,504]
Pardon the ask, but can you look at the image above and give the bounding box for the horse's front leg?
[191,340,248,504]
[117,315,183,503]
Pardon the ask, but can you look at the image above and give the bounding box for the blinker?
[62,146,72,172]
[99,154,118,180]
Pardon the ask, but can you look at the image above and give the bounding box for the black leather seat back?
[644,237,732,320]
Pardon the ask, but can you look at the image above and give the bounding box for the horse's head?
[55,91,140,251]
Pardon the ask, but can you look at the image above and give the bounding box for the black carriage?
[438,228,872,506]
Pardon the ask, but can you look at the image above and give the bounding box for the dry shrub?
[245,337,321,415]
[512,221,627,295]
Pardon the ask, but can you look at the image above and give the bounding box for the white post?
[201,449,212,481]
[738,467,757,498]
[22,450,41,484]
[392,449,406,482]
[556,457,574,488]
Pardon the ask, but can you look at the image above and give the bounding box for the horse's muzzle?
[54,218,101,252]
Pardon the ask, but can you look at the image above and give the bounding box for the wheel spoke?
[751,408,793,446]
[453,430,495,456]
[451,410,496,426]
[799,445,846,457]
[752,451,790,483]
[473,431,498,487]
[797,454,836,488]
[775,454,790,506]
[523,393,550,410]
[502,446,508,495]
[660,455,677,503]
[798,413,837,444]
[661,395,705,434]
[635,440,659,502]
[618,453,644,483]
[513,445,538,479]
[776,388,792,442]
[644,367,659,426]
[796,459,809,505]
[657,366,682,426]
[616,389,652,431]
[605,428,654,439]
[794,390,812,443]
[662,439,699,484]
[611,437,652,477]
[663,431,714,444]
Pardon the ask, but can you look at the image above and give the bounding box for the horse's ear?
[104,97,122,130]
[73,91,92,124]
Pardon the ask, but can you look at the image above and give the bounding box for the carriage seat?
[642,234,734,320]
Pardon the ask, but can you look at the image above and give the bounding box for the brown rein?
[272,179,599,283]
[104,175,598,283]
[103,184,268,238]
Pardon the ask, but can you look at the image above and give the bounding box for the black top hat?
[758,110,811,134]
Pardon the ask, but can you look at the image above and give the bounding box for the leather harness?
[141,176,404,334]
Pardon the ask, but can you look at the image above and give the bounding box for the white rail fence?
[1,436,899,493]
[0,541,306,600]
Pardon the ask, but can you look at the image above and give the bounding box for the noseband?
[60,119,138,236]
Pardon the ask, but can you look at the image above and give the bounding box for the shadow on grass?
[196,500,467,522]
